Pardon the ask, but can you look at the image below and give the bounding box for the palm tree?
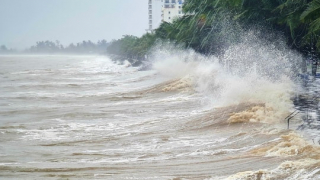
[301,0,320,51]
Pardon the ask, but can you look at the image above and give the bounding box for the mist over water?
[1,32,320,180]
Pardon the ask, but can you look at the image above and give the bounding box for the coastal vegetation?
[106,0,320,64]
[2,0,319,62]
[0,45,17,54]
[27,40,109,54]
[0,40,109,54]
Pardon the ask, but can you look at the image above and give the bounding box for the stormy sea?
[1,35,320,180]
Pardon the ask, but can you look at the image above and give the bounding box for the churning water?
[1,37,320,179]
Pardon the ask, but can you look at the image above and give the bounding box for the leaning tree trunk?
[311,50,318,76]
[302,58,307,74]
[311,58,317,76]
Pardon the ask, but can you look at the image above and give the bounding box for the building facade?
[162,0,184,23]
[148,0,163,31]
[148,0,184,32]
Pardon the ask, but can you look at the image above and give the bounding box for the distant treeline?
[27,40,109,54]
[0,45,16,54]
[107,0,320,62]
[0,40,109,54]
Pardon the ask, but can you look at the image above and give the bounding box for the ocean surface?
[1,52,320,180]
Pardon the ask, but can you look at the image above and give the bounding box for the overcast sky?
[0,0,148,49]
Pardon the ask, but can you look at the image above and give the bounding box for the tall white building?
[148,0,163,31]
[148,0,185,32]
[162,0,184,23]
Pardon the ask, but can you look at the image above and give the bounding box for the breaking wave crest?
[138,31,320,180]
[151,32,301,124]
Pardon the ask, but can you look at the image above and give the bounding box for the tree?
[301,0,320,51]
[106,0,320,63]
[0,45,8,51]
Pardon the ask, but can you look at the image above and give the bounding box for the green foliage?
[107,0,320,61]
[181,0,320,53]
[300,0,320,50]
[106,34,156,60]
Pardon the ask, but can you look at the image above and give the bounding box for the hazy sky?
[0,0,148,49]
